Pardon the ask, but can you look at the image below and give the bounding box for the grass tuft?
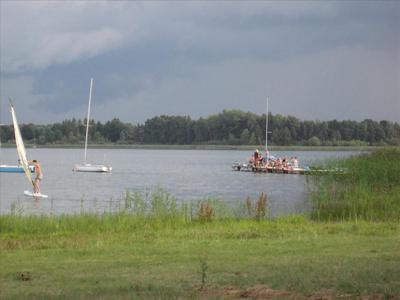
[197,202,214,223]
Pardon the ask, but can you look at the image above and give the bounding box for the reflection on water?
[0,148,359,216]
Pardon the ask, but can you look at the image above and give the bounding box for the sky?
[0,0,399,124]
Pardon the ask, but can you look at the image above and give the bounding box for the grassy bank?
[0,142,377,151]
[1,214,399,299]
[309,147,400,221]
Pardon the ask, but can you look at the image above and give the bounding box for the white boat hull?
[73,164,112,173]
[0,164,35,173]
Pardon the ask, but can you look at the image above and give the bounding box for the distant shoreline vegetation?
[1,110,399,146]
[0,143,381,151]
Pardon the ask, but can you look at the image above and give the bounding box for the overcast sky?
[1,0,399,124]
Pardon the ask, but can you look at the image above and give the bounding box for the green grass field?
[1,215,399,299]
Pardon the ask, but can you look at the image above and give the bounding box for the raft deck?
[232,163,307,174]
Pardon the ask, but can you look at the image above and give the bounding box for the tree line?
[1,110,399,146]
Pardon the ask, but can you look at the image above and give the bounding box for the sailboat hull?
[73,163,112,173]
[0,165,35,173]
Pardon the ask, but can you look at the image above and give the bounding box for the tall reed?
[309,148,400,221]
[0,189,273,237]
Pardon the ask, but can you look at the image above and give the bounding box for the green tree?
[308,136,321,146]
[240,128,251,144]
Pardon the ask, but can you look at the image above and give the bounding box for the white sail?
[10,101,34,187]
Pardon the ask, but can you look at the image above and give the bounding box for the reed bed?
[0,189,272,237]
[309,147,400,221]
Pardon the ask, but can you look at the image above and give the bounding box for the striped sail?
[10,101,34,187]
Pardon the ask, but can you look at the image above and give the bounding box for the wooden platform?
[232,163,307,174]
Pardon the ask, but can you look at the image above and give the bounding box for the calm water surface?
[0,148,359,216]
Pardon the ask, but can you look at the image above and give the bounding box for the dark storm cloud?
[1,1,399,123]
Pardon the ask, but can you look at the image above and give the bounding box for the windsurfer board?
[24,190,48,198]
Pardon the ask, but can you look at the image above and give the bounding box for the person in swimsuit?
[29,160,43,194]
[253,149,260,168]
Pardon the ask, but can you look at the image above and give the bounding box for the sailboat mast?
[84,78,93,164]
[265,97,269,151]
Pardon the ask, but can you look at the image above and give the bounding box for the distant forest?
[1,110,400,146]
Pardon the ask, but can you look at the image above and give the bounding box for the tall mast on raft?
[265,97,269,151]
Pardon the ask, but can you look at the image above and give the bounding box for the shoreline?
[0,143,379,151]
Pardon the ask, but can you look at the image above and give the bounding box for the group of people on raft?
[249,149,300,171]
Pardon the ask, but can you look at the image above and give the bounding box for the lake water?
[0,148,359,216]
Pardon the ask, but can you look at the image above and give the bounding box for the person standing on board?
[29,160,43,194]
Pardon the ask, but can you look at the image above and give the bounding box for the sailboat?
[232,97,307,174]
[9,100,47,197]
[73,78,112,173]
[0,99,34,173]
[231,97,271,171]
